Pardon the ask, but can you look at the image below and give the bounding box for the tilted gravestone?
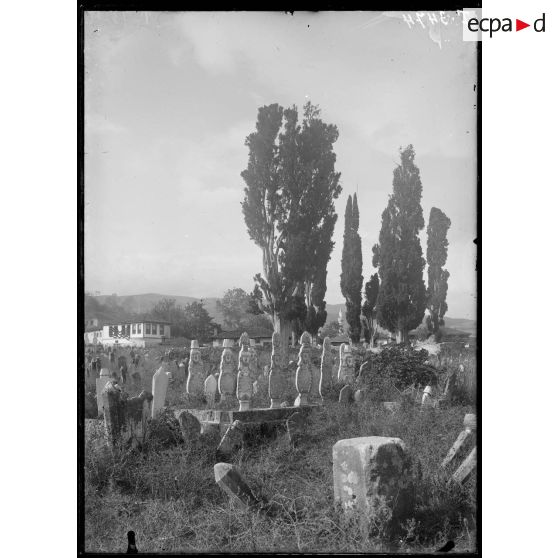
[441,413,477,470]
[214,462,259,509]
[295,331,313,406]
[333,436,415,530]
[268,332,286,409]
[186,340,206,400]
[237,333,253,411]
[218,339,236,404]
[452,446,477,485]
[319,337,333,399]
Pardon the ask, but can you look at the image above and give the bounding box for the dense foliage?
[426,207,451,333]
[340,194,363,343]
[241,102,341,345]
[372,146,427,343]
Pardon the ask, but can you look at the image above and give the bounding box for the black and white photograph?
[81,9,478,553]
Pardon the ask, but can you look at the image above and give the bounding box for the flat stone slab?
[183,405,317,426]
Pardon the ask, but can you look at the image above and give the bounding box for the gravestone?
[339,385,353,405]
[337,343,355,384]
[217,419,244,456]
[96,368,112,416]
[176,410,201,443]
[204,374,218,407]
[237,337,253,411]
[319,337,333,398]
[354,389,367,403]
[102,381,125,447]
[186,340,206,399]
[218,339,236,404]
[441,413,477,470]
[269,332,286,409]
[295,332,313,406]
[452,446,477,484]
[333,436,415,530]
[214,462,259,509]
[286,411,304,447]
[151,366,170,419]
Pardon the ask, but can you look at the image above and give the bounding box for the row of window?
[108,324,166,337]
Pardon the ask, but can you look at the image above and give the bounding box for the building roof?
[103,320,171,326]
[84,325,103,333]
[211,329,273,340]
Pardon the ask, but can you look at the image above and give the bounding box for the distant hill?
[87,293,476,335]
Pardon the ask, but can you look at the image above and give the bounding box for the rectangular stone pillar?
[333,436,415,530]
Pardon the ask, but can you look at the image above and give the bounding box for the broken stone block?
[214,462,259,509]
[332,436,415,530]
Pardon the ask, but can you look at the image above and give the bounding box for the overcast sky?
[84,11,477,319]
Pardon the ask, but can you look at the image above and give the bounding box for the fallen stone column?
[214,462,259,509]
[452,446,477,485]
[441,413,476,470]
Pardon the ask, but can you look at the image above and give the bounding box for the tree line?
[241,102,451,344]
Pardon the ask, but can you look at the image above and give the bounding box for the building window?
[132,324,136,334]
[159,324,164,335]
[138,324,142,334]
[146,324,151,334]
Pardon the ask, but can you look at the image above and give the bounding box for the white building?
[95,320,171,347]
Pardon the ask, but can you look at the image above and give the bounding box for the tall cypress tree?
[372,145,426,343]
[426,207,451,333]
[340,193,363,343]
[241,102,341,348]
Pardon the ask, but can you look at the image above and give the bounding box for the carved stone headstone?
[151,366,170,419]
[218,339,236,403]
[295,332,313,407]
[237,340,253,411]
[269,332,286,409]
[333,436,415,530]
[337,343,355,384]
[319,337,333,398]
[186,340,206,399]
[204,374,218,407]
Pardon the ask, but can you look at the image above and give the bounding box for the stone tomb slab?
[183,405,317,436]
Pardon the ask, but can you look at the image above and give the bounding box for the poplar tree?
[340,193,363,343]
[241,102,341,347]
[372,145,426,343]
[426,207,451,333]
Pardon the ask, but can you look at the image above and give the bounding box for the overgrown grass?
[84,398,476,553]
